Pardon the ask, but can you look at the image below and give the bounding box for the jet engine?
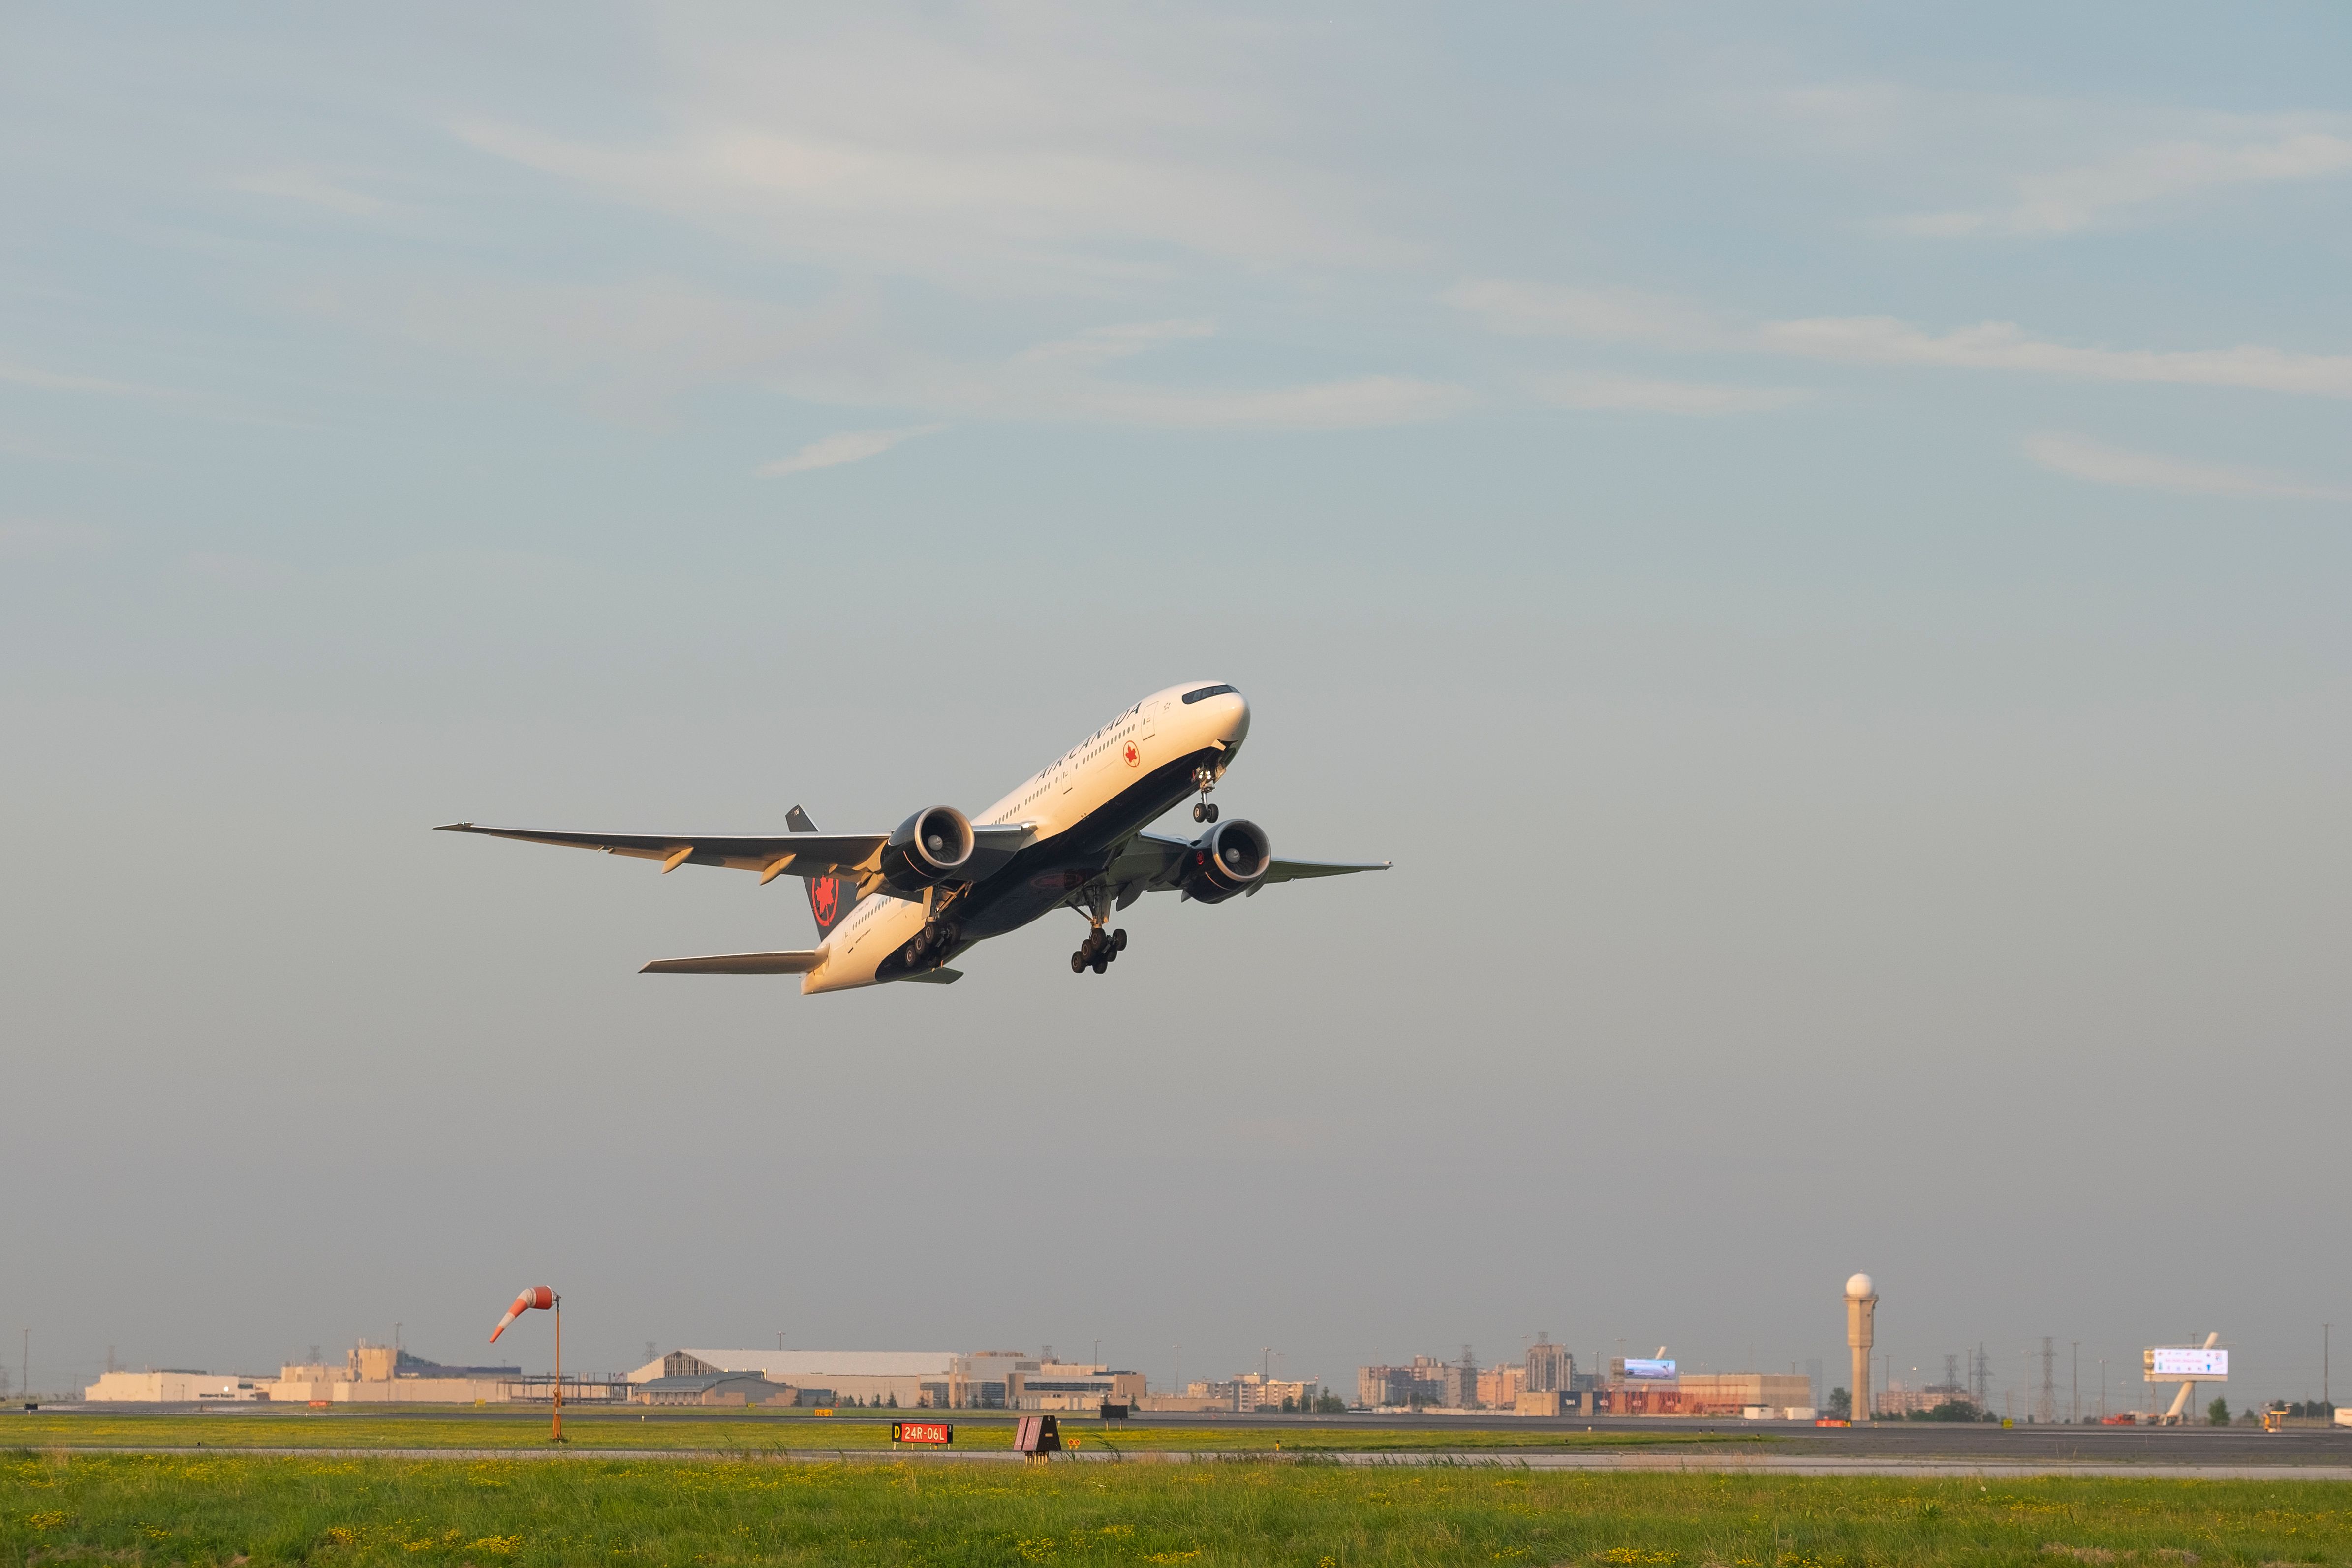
[1177,818,1272,904]
[878,805,976,892]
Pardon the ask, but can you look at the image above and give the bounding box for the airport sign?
[2145,1348,2227,1380]
[891,1421,953,1445]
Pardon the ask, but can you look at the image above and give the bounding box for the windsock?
[490,1285,556,1343]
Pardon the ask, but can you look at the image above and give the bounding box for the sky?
[2,3,2347,1414]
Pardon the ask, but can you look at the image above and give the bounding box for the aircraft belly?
[955,747,1211,939]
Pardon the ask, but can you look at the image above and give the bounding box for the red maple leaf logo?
[1123,740,1140,767]
[810,876,841,926]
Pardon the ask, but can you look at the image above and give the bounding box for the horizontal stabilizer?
[640,950,824,975]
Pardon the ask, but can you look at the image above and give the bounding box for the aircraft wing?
[1256,855,1393,884]
[1110,832,1391,896]
[435,821,1034,881]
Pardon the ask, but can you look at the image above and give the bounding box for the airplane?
[437,682,1389,992]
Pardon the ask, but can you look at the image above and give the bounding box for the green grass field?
[7,1450,2348,1567]
[0,1410,1755,1455]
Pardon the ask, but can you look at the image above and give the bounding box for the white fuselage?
[802,682,1250,992]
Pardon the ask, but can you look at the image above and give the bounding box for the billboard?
[2145,1347,2228,1380]
[1618,1359,1677,1381]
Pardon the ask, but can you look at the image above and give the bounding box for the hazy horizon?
[3,4,2347,1415]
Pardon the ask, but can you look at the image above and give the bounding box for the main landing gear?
[1190,763,1220,823]
[901,919,961,970]
[1070,926,1127,975]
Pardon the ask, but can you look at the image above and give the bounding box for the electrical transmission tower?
[1943,1353,1960,1392]
[2039,1337,2057,1424]
[1971,1344,1991,1408]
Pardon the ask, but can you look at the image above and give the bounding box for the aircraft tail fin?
[787,804,859,940]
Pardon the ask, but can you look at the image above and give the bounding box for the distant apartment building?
[1476,1364,1524,1409]
[1443,1353,1478,1410]
[1357,1356,1459,1409]
[1525,1338,1576,1394]
[1185,1373,1315,1412]
[1872,1380,1970,1418]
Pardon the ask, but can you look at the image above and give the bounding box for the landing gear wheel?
[1071,951,1086,973]
[1203,803,1219,822]
[1111,928,1128,951]
[1090,951,1109,975]
[1192,802,1206,822]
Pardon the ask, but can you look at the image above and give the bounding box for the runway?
[1138,1412,2352,1469]
[35,1445,2352,1479]
[24,1406,2351,1476]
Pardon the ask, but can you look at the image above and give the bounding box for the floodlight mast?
[490,1286,563,1441]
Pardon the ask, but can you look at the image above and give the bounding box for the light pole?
[490,1286,563,1442]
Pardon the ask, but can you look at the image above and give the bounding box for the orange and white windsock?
[489,1285,555,1343]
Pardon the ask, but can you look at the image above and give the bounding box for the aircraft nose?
[1226,692,1250,744]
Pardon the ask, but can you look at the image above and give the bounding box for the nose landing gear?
[1190,764,1220,823]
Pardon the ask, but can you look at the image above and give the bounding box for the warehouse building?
[630,1371,803,1407]
[87,1343,525,1404]
[629,1350,956,1409]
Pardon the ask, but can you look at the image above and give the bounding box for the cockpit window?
[1181,684,1237,705]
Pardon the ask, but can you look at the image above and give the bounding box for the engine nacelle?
[1178,818,1272,904]
[878,804,975,892]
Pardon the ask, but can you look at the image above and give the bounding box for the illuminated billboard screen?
[1619,1359,1676,1381]
[2146,1348,2227,1380]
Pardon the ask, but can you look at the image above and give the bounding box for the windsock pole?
[488,1285,563,1442]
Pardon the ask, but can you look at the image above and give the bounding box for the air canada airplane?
[438,682,1388,993]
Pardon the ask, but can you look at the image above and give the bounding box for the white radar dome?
[1845,1272,1875,1299]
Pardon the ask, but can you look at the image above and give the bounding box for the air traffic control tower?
[1845,1273,1877,1423]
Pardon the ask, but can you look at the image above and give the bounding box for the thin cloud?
[1762,316,2352,398]
[1014,319,1217,367]
[1901,131,2352,237]
[0,357,301,426]
[0,359,189,400]
[1445,280,1727,349]
[1536,373,1805,415]
[446,12,1399,292]
[0,519,113,560]
[1065,374,1470,431]
[1451,279,2352,400]
[227,167,394,218]
[2025,432,2352,501]
[757,424,945,477]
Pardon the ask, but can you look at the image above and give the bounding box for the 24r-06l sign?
[891,1421,953,1445]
